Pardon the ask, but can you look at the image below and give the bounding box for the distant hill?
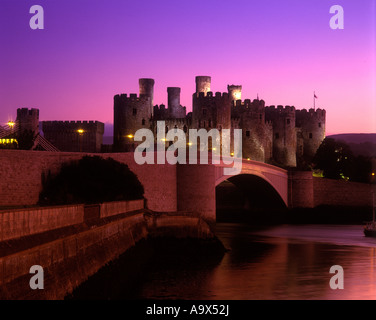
[327,134,376,157]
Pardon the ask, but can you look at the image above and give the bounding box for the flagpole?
[314,91,316,111]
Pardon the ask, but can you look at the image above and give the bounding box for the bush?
[39,156,144,205]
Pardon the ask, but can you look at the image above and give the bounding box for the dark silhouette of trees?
[39,156,144,205]
[313,138,375,183]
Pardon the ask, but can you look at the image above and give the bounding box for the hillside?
[327,134,376,157]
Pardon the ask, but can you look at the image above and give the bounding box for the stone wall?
[0,150,177,213]
[0,204,215,299]
[313,177,373,207]
[0,205,84,242]
[288,170,373,209]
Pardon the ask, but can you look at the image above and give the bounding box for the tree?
[39,156,144,205]
[312,138,354,180]
[313,138,374,183]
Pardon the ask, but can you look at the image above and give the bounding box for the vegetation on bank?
[312,138,375,184]
[39,156,144,205]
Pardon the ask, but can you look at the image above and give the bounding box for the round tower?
[167,87,181,118]
[227,85,242,104]
[295,108,326,160]
[195,76,211,96]
[139,78,155,115]
[265,105,297,167]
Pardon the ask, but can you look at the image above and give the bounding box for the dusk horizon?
[1,0,376,304]
[1,0,375,135]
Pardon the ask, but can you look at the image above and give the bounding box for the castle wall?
[192,92,231,131]
[0,150,177,213]
[42,121,104,153]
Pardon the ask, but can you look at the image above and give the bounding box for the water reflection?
[69,223,376,300]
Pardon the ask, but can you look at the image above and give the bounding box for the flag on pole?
[314,92,318,99]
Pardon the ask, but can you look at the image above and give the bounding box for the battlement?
[265,105,296,116]
[194,91,230,99]
[114,93,151,103]
[295,108,326,118]
[42,120,104,134]
[164,118,190,125]
[17,108,39,117]
[238,99,265,109]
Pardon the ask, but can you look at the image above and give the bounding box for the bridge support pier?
[177,164,216,226]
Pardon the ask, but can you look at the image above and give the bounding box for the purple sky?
[0,0,375,135]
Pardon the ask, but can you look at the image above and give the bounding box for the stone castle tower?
[16,108,40,137]
[113,76,326,167]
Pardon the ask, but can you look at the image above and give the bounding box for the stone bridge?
[0,150,314,226]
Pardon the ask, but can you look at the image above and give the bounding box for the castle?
[114,76,326,167]
[2,75,325,167]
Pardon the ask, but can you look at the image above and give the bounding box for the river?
[68,223,376,300]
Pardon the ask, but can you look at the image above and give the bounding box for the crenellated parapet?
[41,120,104,153]
[42,120,104,134]
[295,108,326,126]
[114,93,152,104]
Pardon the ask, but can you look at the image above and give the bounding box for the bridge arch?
[214,160,288,207]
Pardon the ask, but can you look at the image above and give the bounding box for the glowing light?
[372,173,375,176]
[77,129,84,134]
[212,147,216,151]
[234,91,241,100]
[161,138,166,142]
[230,152,234,156]
[0,138,17,144]
[7,121,15,128]
[187,142,192,146]
[127,134,134,138]
[247,158,250,161]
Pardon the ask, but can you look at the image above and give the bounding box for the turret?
[195,76,211,96]
[228,85,242,105]
[167,87,184,118]
[139,78,155,116]
[16,108,39,137]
